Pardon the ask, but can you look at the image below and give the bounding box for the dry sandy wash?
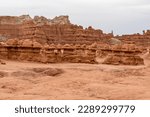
[0,60,150,100]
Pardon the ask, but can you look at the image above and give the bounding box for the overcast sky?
[0,0,150,35]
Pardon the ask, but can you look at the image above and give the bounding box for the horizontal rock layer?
[102,44,144,65]
[116,30,150,48]
[0,43,97,64]
[0,15,113,45]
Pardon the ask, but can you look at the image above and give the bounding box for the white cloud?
[0,0,150,34]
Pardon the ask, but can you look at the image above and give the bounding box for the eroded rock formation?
[103,44,144,65]
[0,15,148,65]
[0,15,112,45]
[0,59,6,65]
[116,30,150,48]
[0,39,97,63]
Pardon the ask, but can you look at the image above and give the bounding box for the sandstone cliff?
[102,44,144,65]
[0,15,112,45]
[0,39,97,64]
[0,14,148,65]
[116,30,150,48]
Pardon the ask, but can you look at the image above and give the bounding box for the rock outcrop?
[116,30,150,48]
[0,15,113,45]
[0,15,32,25]
[0,14,148,65]
[0,40,97,64]
[0,59,6,65]
[103,44,144,65]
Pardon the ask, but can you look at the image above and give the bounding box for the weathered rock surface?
[0,15,32,25]
[0,59,6,65]
[0,40,97,64]
[31,68,64,76]
[0,15,148,65]
[144,49,150,60]
[0,15,112,44]
[103,44,144,65]
[116,30,150,48]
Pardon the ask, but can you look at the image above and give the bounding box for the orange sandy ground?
[0,60,150,100]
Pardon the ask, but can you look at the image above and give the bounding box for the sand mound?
[31,68,64,76]
[11,71,37,77]
[110,68,145,77]
[31,68,48,73]
[10,68,64,78]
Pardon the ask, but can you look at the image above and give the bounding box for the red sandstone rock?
[21,39,33,47]
[116,30,150,48]
[0,59,6,65]
[0,14,148,65]
[103,44,144,65]
[5,38,19,46]
[0,15,113,45]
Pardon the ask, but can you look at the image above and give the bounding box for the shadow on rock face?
[0,71,8,78]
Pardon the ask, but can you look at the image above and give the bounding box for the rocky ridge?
[0,15,112,45]
[0,15,147,65]
[116,30,150,48]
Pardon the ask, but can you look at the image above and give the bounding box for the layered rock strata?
[0,15,148,65]
[0,39,97,64]
[102,44,144,65]
[116,30,150,48]
[0,15,113,44]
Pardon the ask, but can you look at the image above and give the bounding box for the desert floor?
[0,59,150,100]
